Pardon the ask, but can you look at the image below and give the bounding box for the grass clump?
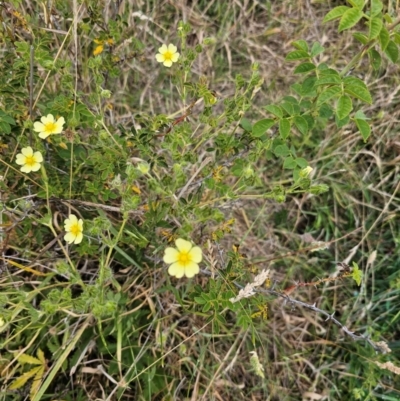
[1,1,400,400]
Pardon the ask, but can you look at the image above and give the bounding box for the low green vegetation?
[1,0,400,400]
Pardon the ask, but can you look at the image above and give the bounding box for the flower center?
[178,251,190,265]
[25,155,35,166]
[163,51,173,61]
[70,224,81,236]
[45,122,56,133]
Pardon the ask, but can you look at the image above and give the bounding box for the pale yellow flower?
[64,214,84,244]
[15,146,43,173]
[163,238,202,278]
[155,44,180,67]
[33,114,65,139]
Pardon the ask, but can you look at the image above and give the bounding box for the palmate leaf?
[336,95,353,120]
[355,118,371,142]
[369,17,383,40]
[9,366,42,390]
[323,6,349,23]
[385,40,399,63]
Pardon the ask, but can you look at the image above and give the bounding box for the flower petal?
[158,44,168,54]
[163,60,173,67]
[163,247,179,264]
[189,246,202,263]
[168,262,185,278]
[38,131,51,139]
[156,54,165,62]
[167,44,177,53]
[15,154,26,165]
[21,147,33,156]
[42,114,55,124]
[33,151,43,163]
[20,164,33,173]
[33,122,45,132]
[184,262,199,278]
[171,53,180,62]
[175,238,193,253]
[64,232,76,244]
[73,232,83,244]
[30,162,41,172]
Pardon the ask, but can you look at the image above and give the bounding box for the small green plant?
[1,0,399,399]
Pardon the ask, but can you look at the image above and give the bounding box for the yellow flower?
[64,214,84,244]
[163,238,202,278]
[33,114,65,139]
[155,44,180,67]
[15,146,43,173]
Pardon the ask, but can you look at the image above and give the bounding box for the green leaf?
[335,114,350,128]
[384,40,399,63]
[316,86,341,106]
[393,32,400,45]
[339,8,364,32]
[352,32,368,44]
[281,102,294,116]
[336,95,353,120]
[240,118,252,132]
[252,118,275,137]
[301,77,317,96]
[293,116,308,135]
[294,62,316,74]
[369,17,383,40]
[355,119,371,141]
[194,296,207,304]
[319,104,334,118]
[0,121,11,134]
[285,50,310,61]
[296,158,308,168]
[354,110,368,120]
[379,26,390,50]
[344,78,372,104]
[316,75,342,86]
[265,105,283,118]
[291,40,308,52]
[274,144,291,157]
[310,42,325,57]
[351,262,363,286]
[303,115,315,130]
[348,0,365,9]
[279,118,291,139]
[283,156,297,169]
[369,49,382,70]
[371,0,383,17]
[323,6,349,23]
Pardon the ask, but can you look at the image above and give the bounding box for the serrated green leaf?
[369,17,383,39]
[343,76,368,89]
[351,262,363,286]
[319,104,334,118]
[369,49,382,70]
[316,75,342,86]
[252,118,275,137]
[274,144,291,157]
[335,114,350,128]
[384,40,399,63]
[336,95,353,120]
[294,62,316,74]
[265,105,283,118]
[301,77,317,95]
[285,50,310,61]
[355,119,371,141]
[0,122,11,134]
[323,6,349,23]
[296,158,309,168]
[348,0,365,9]
[310,42,325,57]
[339,8,364,32]
[279,118,291,139]
[9,366,42,390]
[291,40,308,52]
[352,32,368,44]
[354,110,368,120]
[371,0,383,17]
[18,354,43,365]
[0,115,16,124]
[316,86,341,106]
[281,102,294,116]
[283,156,297,169]
[379,26,390,50]
[303,115,315,130]
[293,116,308,135]
[344,84,372,104]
